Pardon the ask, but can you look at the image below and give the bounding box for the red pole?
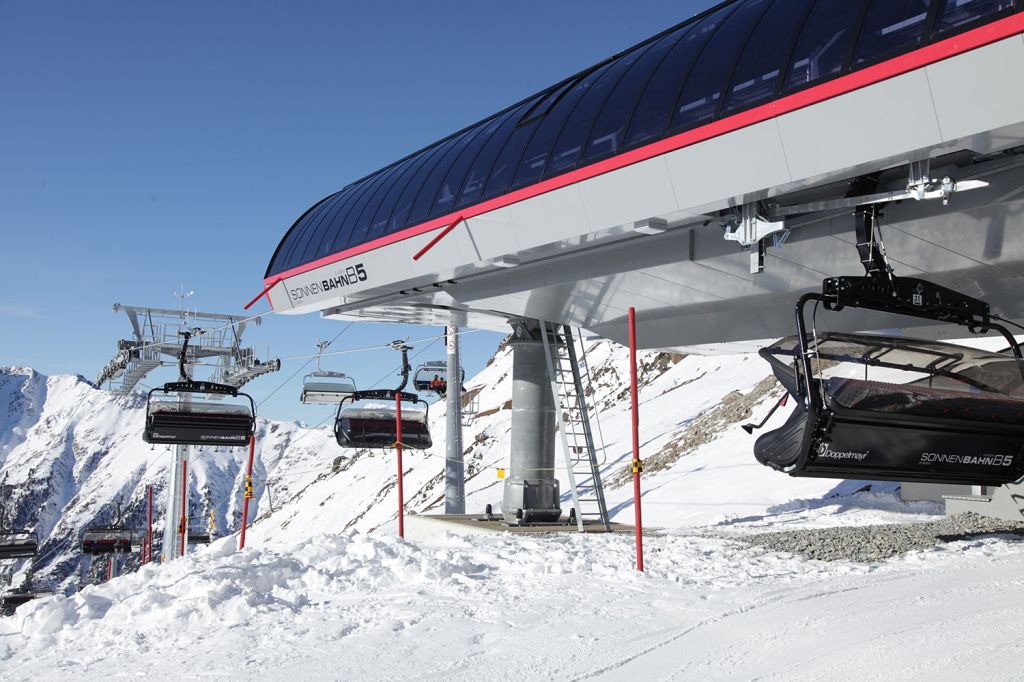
[239,435,256,550]
[107,557,113,581]
[629,307,644,572]
[180,459,188,558]
[395,393,404,539]
[146,484,153,565]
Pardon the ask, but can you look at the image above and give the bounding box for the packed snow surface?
[2,508,1024,680]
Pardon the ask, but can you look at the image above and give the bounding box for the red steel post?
[629,307,645,572]
[395,393,404,538]
[239,435,256,550]
[146,484,153,565]
[107,557,113,581]
[180,459,188,558]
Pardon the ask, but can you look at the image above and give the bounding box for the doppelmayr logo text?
[817,443,869,461]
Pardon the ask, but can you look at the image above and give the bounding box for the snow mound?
[1,529,878,662]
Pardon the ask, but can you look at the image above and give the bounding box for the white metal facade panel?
[504,183,592,251]
[463,209,520,260]
[664,119,792,210]
[777,71,943,180]
[927,36,1024,142]
[577,155,682,229]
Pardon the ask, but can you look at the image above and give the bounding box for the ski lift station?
[246,2,1024,526]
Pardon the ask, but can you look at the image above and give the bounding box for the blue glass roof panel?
[935,0,1016,34]
[669,0,773,134]
[512,63,616,189]
[721,0,816,115]
[582,27,688,165]
[432,108,519,218]
[623,5,735,150]
[545,46,652,178]
[852,0,933,67]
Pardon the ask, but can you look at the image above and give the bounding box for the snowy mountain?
[5,339,1024,679]
[1,337,838,592]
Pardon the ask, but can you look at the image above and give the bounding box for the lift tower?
[95,302,280,560]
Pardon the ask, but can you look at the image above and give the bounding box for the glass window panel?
[364,152,436,242]
[479,83,578,200]
[545,47,650,178]
[457,98,540,207]
[431,109,517,217]
[407,127,487,226]
[935,0,1014,34]
[388,137,461,233]
[722,0,816,115]
[296,189,360,268]
[481,123,539,199]
[512,63,613,189]
[304,183,370,261]
[784,0,870,93]
[624,5,736,149]
[325,171,396,253]
[515,79,577,128]
[346,159,417,248]
[670,0,773,134]
[583,28,686,164]
[852,0,932,66]
[275,193,337,273]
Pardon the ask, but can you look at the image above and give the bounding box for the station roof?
[266,0,1020,279]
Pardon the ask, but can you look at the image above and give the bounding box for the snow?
[3,336,1024,678]
[2,521,1023,680]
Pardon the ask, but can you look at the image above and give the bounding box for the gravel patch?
[722,512,1024,562]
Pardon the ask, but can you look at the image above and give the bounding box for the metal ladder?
[540,322,611,532]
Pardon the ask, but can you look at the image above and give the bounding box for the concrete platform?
[404,513,636,543]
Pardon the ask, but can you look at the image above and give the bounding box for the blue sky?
[0,0,713,420]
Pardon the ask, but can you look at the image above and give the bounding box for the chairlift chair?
[1,586,52,614]
[80,526,135,555]
[301,372,357,405]
[187,530,211,545]
[144,381,255,446]
[143,329,256,446]
[752,274,1024,487]
[0,530,38,560]
[334,389,432,450]
[412,361,464,396]
[300,340,358,404]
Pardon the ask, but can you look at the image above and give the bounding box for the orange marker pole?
[239,435,256,550]
[395,393,404,539]
[629,307,644,572]
[180,459,188,558]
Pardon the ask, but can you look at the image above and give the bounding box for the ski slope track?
[2,338,1024,680]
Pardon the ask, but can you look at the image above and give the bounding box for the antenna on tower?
[173,285,195,325]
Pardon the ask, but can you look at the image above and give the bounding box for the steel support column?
[502,320,560,524]
[445,326,465,514]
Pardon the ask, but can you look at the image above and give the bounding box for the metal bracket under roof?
[724,203,788,274]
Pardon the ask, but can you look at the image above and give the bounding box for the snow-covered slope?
[247,338,844,546]
[6,339,1024,679]
[1,337,840,591]
[0,366,313,590]
[3,521,1023,680]
[0,335,881,593]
